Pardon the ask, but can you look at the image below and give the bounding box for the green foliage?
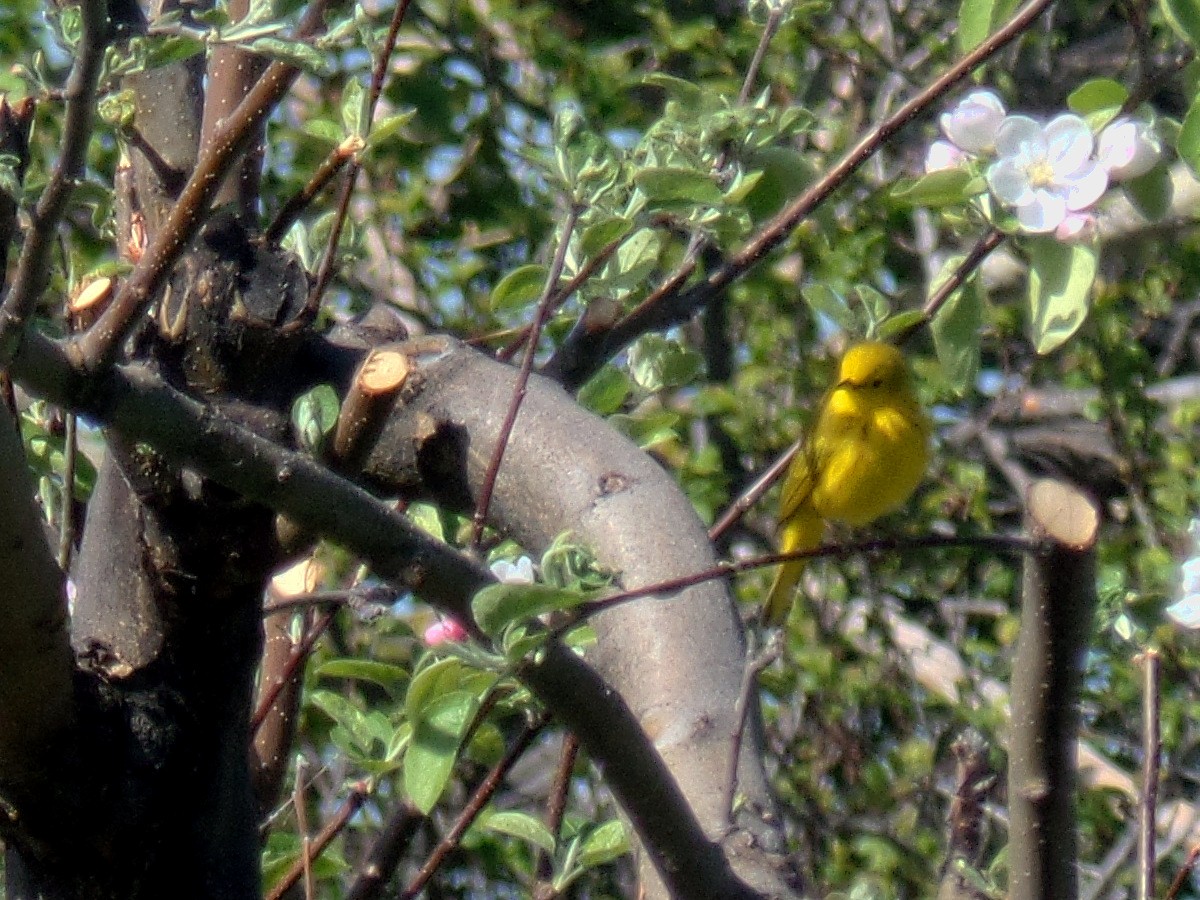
[16,0,1200,894]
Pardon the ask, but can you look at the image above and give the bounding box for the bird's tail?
[762,504,823,625]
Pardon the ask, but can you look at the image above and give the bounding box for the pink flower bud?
[424,617,468,645]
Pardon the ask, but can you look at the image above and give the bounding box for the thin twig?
[1137,649,1161,900]
[707,438,802,542]
[68,0,337,371]
[896,227,1006,346]
[559,532,1037,632]
[1164,841,1200,900]
[544,0,1056,389]
[57,412,77,569]
[496,234,624,363]
[251,607,336,734]
[266,136,364,244]
[399,717,549,899]
[302,0,415,317]
[536,733,580,881]
[722,631,781,827]
[738,6,785,105]
[471,204,582,547]
[0,0,109,367]
[292,756,315,900]
[266,786,369,900]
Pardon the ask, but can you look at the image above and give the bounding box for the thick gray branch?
[362,336,792,898]
[0,405,73,783]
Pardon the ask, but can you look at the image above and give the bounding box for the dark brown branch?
[14,331,495,626]
[0,0,109,367]
[1008,479,1100,900]
[344,800,425,900]
[544,0,1056,390]
[68,0,336,371]
[266,136,363,245]
[535,733,580,885]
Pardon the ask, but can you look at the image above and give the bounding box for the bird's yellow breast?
[809,389,929,527]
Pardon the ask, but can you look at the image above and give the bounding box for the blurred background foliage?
[11,0,1200,895]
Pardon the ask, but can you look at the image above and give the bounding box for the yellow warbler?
[763,341,930,625]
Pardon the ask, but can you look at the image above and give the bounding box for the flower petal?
[941,89,1007,153]
[987,157,1034,205]
[1098,117,1162,181]
[994,115,1046,158]
[925,140,968,173]
[1015,189,1066,233]
[1044,114,1094,176]
[1060,160,1109,211]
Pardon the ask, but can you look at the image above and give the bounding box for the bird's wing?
[778,440,818,523]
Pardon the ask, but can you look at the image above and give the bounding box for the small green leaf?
[958,0,1019,54]
[406,657,466,724]
[577,820,630,869]
[472,583,592,636]
[604,228,661,291]
[1027,238,1097,354]
[628,335,704,392]
[249,36,329,72]
[634,167,723,205]
[639,72,704,106]
[480,810,558,855]
[341,77,367,137]
[579,216,633,257]
[577,364,632,414]
[1161,0,1200,47]
[876,309,927,342]
[890,169,983,207]
[801,284,858,331]
[303,118,343,144]
[1123,163,1173,221]
[364,109,417,150]
[1066,78,1128,117]
[1179,93,1200,177]
[406,502,445,542]
[317,659,408,694]
[743,146,816,219]
[929,255,983,396]
[491,264,549,312]
[291,384,340,453]
[404,690,479,814]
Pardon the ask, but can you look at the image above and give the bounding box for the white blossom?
[986,114,1109,233]
[924,140,969,173]
[1054,212,1098,242]
[490,556,535,585]
[940,89,1006,154]
[1096,117,1162,181]
[1167,519,1200,628]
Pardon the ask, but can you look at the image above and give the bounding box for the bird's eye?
[871,378,883,388]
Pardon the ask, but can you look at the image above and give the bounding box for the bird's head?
[836,341,910,395]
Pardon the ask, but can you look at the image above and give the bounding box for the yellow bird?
[763,341,931,625]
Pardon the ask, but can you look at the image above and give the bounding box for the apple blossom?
[424,617,469,645]
[490,556,535,585]
[1096,117,1162,181]
[924,139,969,173]
[986,114,1108,233]
[1167,520,1200,628]
[940,89,1006,155]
